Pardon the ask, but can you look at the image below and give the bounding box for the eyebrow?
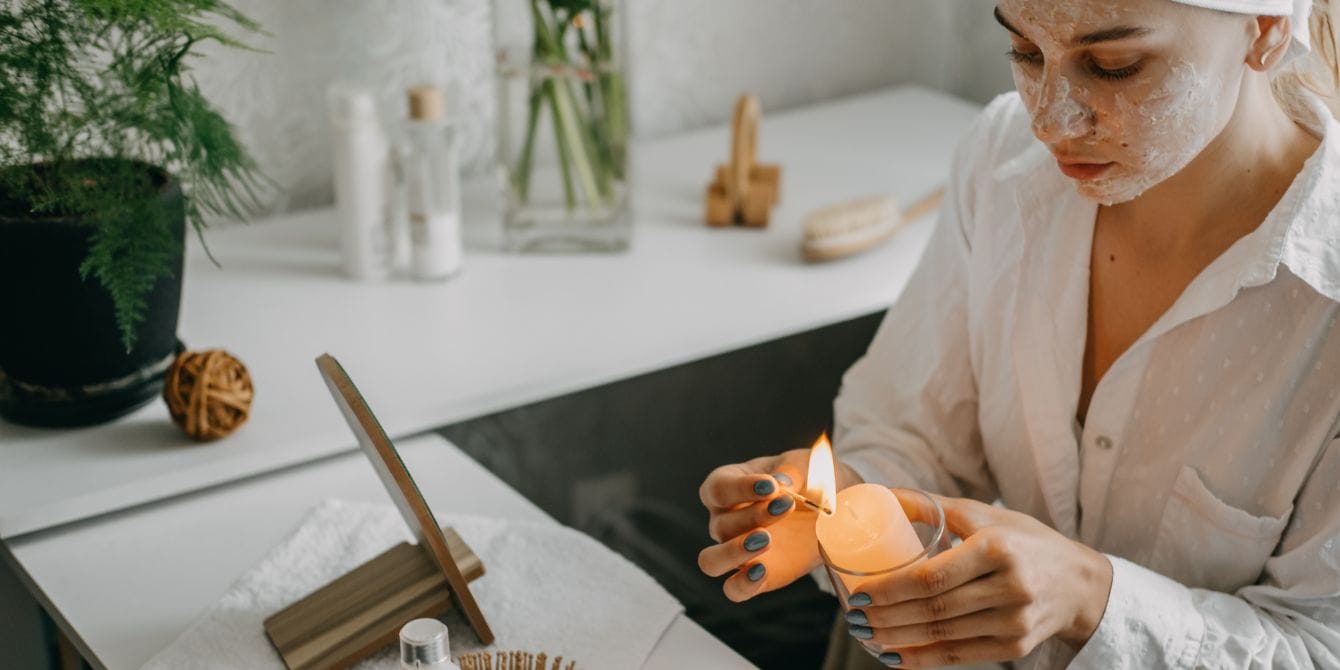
[993,6,1152,47]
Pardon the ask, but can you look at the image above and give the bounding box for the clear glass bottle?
[401,86,464,281]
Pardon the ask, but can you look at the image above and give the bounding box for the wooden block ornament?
[704,94,782,228]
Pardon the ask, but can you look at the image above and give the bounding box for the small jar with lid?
[399,618,459,670]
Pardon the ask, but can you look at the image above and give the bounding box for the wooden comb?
[456,650,577,670]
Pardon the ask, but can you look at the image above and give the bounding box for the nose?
[1031,69,1093,144]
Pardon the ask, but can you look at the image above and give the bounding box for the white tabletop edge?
[0,294,899,540]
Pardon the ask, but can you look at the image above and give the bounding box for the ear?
[1249,15,1293,71]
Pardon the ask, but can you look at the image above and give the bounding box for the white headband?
[1168,0,1313,63]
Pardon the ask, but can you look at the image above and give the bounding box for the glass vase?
[493,0,631,253]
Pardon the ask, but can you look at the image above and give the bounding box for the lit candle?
[805,435,924,593]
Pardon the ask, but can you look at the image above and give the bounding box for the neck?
[1104,75,1319,251]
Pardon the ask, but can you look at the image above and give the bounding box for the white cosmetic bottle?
[402,86,464,281]
[328,86,392,281]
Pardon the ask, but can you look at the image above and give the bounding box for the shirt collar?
[1270,91,1340,303]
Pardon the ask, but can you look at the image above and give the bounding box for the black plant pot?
[0,162,185,428]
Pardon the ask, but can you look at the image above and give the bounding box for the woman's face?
[996,0,1255,205]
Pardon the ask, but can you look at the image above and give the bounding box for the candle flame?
[805,434,837,515]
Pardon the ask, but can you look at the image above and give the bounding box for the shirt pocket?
[1146,465,1291,593]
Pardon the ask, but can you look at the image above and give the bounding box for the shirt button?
[1095,436,1114,450]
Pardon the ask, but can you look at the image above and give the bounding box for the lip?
[1055,159,1115,180]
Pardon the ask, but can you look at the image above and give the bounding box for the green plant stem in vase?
[499,0,629,252]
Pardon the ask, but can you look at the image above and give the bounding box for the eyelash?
[1005,48,1142,81]
[1006,48,1043,65]
[1089,62,1141,81]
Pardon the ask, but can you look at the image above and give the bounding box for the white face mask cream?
[999,0,1248,205]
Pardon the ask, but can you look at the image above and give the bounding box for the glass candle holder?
[818,488,952,656]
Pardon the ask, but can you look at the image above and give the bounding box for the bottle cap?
[399,618,451,667]
[328,86,379,126]
[408,86,445,121]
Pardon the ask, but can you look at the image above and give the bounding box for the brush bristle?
[455,650,577,670]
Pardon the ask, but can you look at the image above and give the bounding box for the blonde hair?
[1274,0,1340,117]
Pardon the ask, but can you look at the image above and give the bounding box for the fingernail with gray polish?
[753,479,775,496]
[844,609,867,625]
[746,563,766,581]
[773,473,793,486]
[847,592,872,607]
[879,652,903,666]
[743,532,769,552]
[848,624,873,640]
[767,496,793,515]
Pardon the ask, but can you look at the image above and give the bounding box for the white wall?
[629,1,1012,137]
[192,0,1013,217]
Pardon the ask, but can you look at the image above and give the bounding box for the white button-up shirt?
[833,90,1340,668]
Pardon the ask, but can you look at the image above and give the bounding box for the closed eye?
[1007,48,1043,65]
[1087,58,1142,81]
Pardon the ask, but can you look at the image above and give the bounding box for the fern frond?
[0,0,264,352]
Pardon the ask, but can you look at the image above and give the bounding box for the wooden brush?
[800,188,944,262]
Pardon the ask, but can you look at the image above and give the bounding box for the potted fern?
[0,1,265,428]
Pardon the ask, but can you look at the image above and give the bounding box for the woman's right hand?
[696,447,863,601]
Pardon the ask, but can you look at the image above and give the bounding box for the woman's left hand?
[844,492,1114,668]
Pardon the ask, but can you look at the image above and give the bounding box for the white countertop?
[0,84,982,539]
[3,433,754,669]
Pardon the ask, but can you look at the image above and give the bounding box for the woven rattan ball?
[163,349,253,441]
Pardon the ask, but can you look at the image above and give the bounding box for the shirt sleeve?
[830,104,997,503]
[1071,437,1340,669]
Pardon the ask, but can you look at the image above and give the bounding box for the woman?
[697,0,1340,668]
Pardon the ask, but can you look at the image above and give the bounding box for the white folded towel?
[141,499,684,670]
